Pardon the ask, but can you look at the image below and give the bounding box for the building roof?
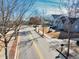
[52,14,61,19]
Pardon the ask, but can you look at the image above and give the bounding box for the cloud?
[25,0,70,18]
[46,8,68,15]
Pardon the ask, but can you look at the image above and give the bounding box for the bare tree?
[55,0,79,59]
[0,0,35,59]
[29,16,41,31]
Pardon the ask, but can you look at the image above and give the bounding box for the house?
[64,17,79,32]
[49,14,61,29]
[50,14,79,32]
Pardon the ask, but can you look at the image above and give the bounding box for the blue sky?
[25,0,79,19]
[25,0,68,17]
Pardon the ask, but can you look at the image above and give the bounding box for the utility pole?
[5,39,8,59]
[42,9,45,37]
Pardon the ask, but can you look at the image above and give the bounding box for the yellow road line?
[29,34,45,59]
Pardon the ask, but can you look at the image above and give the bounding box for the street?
[30,27,59,59]
[17,26,59,59]
[18,27,39,59]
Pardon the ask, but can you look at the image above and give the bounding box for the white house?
[51,15,79,32]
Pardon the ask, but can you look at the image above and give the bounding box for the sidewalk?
[30,28,59,59]
[9,39,18,59]
[38,27,79,39]
[0,41,5,59]
[38,27,60,38]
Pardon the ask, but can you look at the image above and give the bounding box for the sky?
[26,0,68,17]
[25,0,79,19]
[1,0,79,20]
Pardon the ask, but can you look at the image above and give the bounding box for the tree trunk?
[42,24,44,36]
[5,40,8,59]
[66,31,71,59]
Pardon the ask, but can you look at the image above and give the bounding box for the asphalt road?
[18,26,39,59]
[29,26,59,59]
[17,26,59,59]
